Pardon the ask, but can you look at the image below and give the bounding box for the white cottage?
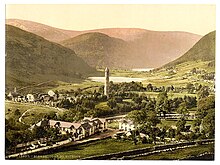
[119,119,136,131]
[27,94,35,102]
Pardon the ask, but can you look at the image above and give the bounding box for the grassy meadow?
[30,138,153,160]
[133,143,214,160]
[5,101,63,125]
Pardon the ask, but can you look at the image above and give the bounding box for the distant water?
[132,68,154,72]
[88,77,145,83]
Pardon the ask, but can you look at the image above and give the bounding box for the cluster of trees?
[55,86,198,123]
[109,81,146,93]
[201,72,215,80]
[125,112,211,145]
[124,89,215,144]
[33,81,209,121]
[194,92,215,138]
[146,82,211,95]
[118,116,199,145]
[190,67,205,75]
[5,118,31,153]
[6,81,214,152]
[5,117,69,154]
[155,91,197,117]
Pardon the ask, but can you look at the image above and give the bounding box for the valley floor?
[18,139,214,160]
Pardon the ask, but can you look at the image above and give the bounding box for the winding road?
[18,108,35,124]
[9,101,65,125]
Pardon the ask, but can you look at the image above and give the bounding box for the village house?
[48,90,55,97]
[48,90,59,101]
[118,119,136,131]
[7,87,20,101]
[26,94,35,102]
[83,117,108,132]
[47,120,81,135]
[31,117,108,141]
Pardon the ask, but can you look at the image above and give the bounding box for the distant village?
[5,67,215,158]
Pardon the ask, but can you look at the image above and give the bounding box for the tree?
[145,101,155,111]
[47,127,60,140]
[177,102,189,116]
[186,83,194,93]
[58,99,74,109]
[132,96,142,104]
[184,96,197,109]
[14,109,21,116]
[142,136,147,144]
[156,92,170,117]
[193,118,202,133]
[146,83,153,91]
[198,86,209,99]
[46,111,57,120]
[176,118,186,133]
[175,133,185,142]
[188,132,197,141]
[107,98,117,109]
[6,130,22,152]
[197,95,215,118]
[82,99,95,109]
[201,109,215,138]
[151,127,160,144]
[146,111,160,127]
[32,126,47,139]
[167,128,176,140]
[191,68,197,74]
[159,127,167,143]
[126,110,146,125]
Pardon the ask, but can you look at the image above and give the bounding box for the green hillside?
[6,25,97,91]
[61,32,133,69]
[7,19,202,69]
[164,31,215,67]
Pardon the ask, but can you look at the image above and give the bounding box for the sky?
[6,4,216,35]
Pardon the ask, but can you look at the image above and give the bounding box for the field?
[5,101,63,125]
[135,91,197,98]
[133,143,214,160]
[14,60,214,95]
[109,61,214,88]
[157,119,194,128]
[51,80,102,92]
[95,102,110,111]
[28,138,214,160]
[51,60,213,94]
[30,138,153,160]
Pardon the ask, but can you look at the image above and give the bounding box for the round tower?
[104,67,109,97]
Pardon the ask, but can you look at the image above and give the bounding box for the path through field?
[18,108,35,124]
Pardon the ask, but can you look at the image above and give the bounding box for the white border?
[0,1,219,165]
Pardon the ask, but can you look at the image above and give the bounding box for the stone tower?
[104,67,109,97]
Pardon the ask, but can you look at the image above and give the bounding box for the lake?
[88,77,145,83]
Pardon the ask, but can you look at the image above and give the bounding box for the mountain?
[60,32,134,68]
[5,19,161,42]
[164,31,215,67]
[6,19,202,68]
[5,25,96,89]
[61,31,202,68]
[6,19,80,42]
